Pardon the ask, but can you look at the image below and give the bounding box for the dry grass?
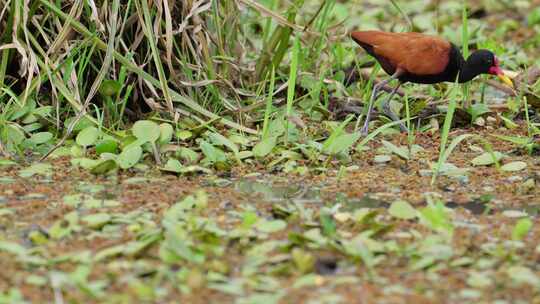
[1,1,334,136]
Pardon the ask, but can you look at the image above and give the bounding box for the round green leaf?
[256,219,287,233]
[76,127,99,147]
[90,159,117,175]
[501,161,527,172]
[117,146,143,169]
[176,130,193,140]
[120,135,138,149]
[388,200,417,220]
[99,79,122,97]
[253,136,277,158]
[512,218,533,240]
[82,213,112,229]
[6,125,25,145]
[132,120,160,143]
[29,132,53,144]
[95,139,118,155]
[161,158,183,173]
[374,155,392,163]
[471,152,504,166]
[159,123,174,145]
[23,123,43,133]
[64,116,93,132]
[22,114,38,124]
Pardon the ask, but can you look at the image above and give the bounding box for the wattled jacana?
[350,30,514,135]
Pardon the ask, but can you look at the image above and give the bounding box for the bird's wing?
[352,31,451,76]
[401,36,451,75]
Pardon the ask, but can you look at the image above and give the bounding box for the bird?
[350,30,514,135]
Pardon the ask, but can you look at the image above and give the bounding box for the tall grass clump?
[0,1,352,157]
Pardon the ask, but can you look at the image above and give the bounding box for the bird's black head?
[463,50,513,87]
[466,50,498,74]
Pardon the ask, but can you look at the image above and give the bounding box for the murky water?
[235,179,540,218]
[234,179,322,204]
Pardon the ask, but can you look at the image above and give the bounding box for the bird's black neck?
[457,49,481,83]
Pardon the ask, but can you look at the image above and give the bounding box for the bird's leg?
[381,82,408,132]
[361,70,403,135]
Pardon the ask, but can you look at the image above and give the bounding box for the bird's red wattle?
[489,66,503,75]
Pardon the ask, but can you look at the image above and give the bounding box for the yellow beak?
[497,73,514,88]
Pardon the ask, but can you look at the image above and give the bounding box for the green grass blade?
[285,33,300,145]
[262,67,276,140]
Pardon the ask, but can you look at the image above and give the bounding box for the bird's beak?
[497,73,514,88]
[489,66,514,88]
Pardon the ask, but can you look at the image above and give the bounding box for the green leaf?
[76,126,99,147]
[320,211,336,237]
[18,163,52,177]
[200,140,227,163]
[99,79,122,97]
[159,123,174,145]
[256,220,287,233]
[208,279,244,296]
[493,135,531,146]
[117,146,143,169]
[501,161,527,172]
[90,159,117,175]
[65,116,93,132]
[82,213,112,229]
[8,102,32,121]
[419,201,453,236]
[253,136,277,158]
[0,241,28,256]
[467,272,493,288]
[267,118,285,138]
[471,151,504,166]
[29,132,53,145]
[49,211,79,239]
[507,266,540,286]
[208,132,239,156]
[160,158,211,175]
[322,115,354,152]
[373,154,391,163]
[466,103,490,122]
[323,132,361,155]
[293,274,321,289]
[240,211,258,229]
[381,140,409,160]
[176,130,193,140]
[94,245,125,261]
[512,218,533,240]
[95,139,118,155]
[178,147,199,163]
[0,159,17,167]
[23,123,43,133]
[6,125,25,145]
[355,119,408,152]
[388,200,417,220]
[291,248,315,274]
[132,120,160,143]
[161,159,183,173]
[528,6,540,25]
[72,158,99,169]
[32,106,52,118]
